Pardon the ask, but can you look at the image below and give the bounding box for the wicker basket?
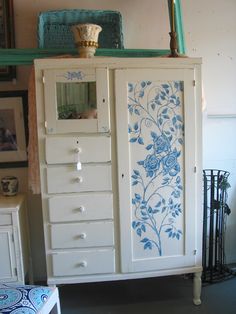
[37,9,124,49]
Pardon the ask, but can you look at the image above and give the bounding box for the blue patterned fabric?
[0,284,54,313]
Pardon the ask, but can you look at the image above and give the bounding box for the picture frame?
[0,0,16,81]
[0,90,28,168]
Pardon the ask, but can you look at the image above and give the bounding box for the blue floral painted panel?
[128,80,184,257]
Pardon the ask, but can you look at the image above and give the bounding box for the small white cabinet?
[0,194,31,284]
[35,57,202,304]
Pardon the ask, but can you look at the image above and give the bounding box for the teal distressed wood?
[0,48,170,66]
[175,0,186,54]
[38,9,124,49]
[0,2,186,66]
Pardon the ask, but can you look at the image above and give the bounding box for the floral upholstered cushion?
[0,284,54,313]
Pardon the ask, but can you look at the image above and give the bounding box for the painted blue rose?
[144,154,160,177]
[154,135,170,154]
[162,149,181,176]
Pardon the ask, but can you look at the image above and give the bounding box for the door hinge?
[193,80,196,87]
[11,233,14,242]
[42,76,45,84]
[194,166,197,173]
[194,249,197,255]
[14,267,17,276]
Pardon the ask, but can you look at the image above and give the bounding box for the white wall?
[0,0,235,280]
[182,0,236,264]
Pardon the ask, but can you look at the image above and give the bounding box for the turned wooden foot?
[193,271,202,305]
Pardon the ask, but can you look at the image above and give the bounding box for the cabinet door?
[0,228,17,282]
[43,67,110,134]
[115,68,200,273]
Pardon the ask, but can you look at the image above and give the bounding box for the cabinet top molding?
[34,56,202,70]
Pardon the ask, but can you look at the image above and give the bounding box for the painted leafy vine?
[129,80,184,256]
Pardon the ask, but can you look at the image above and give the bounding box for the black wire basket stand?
[202,169,231,283]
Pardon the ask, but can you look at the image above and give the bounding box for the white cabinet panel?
[52,249,115,276]
[0,228,16,282]
[45,136,111,164]
[50,221,114,249]
[47,164,112,194]
[0,214,12,226]
[48,193,113,222]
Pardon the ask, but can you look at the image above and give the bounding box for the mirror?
[56,81,97,120]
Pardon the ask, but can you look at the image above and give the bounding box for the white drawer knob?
[78,233,86,239]
[76,176,83,183]
[78,206,85,213]
[78,261,87,268]
[75,147,82,153]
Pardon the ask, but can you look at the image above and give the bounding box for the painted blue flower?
[162,149,181,176]
[143,154,160,177]
[128,83,134,92]
[154,135,170,154]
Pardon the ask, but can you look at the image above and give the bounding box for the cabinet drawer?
[48,193,113,222]
[45,136,111,164]
[52,249,115,276]
[46,164,112,194]
[0,214,12,226]
[50,221,114,249]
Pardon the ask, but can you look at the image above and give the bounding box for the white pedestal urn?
[71,23,102,58]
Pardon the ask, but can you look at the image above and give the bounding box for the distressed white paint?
[0,0,235,280]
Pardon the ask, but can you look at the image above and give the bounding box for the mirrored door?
[44,67,110,134]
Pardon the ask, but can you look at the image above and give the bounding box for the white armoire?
[34,57,202,304]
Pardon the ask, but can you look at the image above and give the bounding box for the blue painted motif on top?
[58,71,85,80]
[128,80,184,256]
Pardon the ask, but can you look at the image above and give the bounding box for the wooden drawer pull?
[78,233,87,239]
[75,176,83,183]
[74,147,82,153]
[77,261,87,268]
[77,206,85,213]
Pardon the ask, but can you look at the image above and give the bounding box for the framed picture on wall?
[0,0,16,81]
[0,90,28,168]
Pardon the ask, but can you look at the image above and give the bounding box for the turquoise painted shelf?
[0,48,171,66]
[0,1,185,66]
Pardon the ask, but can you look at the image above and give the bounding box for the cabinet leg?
[193,271,202,305]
